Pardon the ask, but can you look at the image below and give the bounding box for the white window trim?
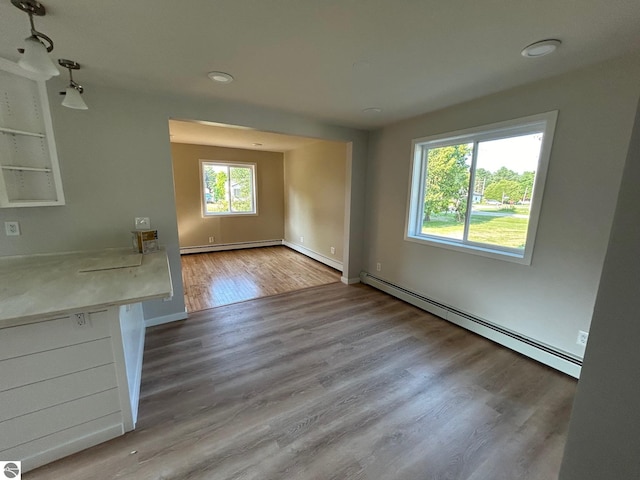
[199,160,258,217]
[404,111,558,265]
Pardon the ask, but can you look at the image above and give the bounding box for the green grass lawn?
[423,213,529,249]
[473,204,531,215]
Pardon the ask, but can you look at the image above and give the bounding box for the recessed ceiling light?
[362,107,382,114]
[521,39,561,58]
[252,143,263,146]
[207,71,234,83]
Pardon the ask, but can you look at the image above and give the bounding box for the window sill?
[404,234,532,265]
[203,212,258,218]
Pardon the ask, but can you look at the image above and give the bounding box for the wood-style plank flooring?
[181,246,341,311]
[26,283,577,480]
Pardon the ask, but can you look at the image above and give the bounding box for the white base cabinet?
[0,304,145,472]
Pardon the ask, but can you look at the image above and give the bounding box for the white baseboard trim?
[23,423,123,473]
[341,276,361,285]
[180,239,344,273]
[145,310,188,327]
[361,272,582,379]
[180,239,283,255]
[283,241,343,272]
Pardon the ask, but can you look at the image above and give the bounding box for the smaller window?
[405,111,557,264]
[200,161,257,216]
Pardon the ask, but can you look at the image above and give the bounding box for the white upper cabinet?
[0,58,64,208]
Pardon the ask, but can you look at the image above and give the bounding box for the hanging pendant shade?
[18,36,60,78]
[61,86,88,110]
[58,59,89,110]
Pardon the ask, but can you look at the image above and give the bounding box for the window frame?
[404,111,558,265]
[199,160,258,217]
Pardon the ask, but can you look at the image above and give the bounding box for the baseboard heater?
[361,272,582,378]
[181,240,345,274]
[180,240,283,255]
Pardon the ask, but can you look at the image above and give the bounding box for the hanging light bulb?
[11,0,59,79]
[59,59,88,110]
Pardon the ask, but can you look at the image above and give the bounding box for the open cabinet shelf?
[0,58,65,208]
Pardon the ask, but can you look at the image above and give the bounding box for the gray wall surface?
[0,86,368,321]
[559,93,640,479]
[363,54,640,357]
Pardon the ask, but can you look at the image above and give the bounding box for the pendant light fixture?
[58,59,88,110]
[11,0,59,79]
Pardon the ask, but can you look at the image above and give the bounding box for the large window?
[405,112,557,264]
[200,161,257,216]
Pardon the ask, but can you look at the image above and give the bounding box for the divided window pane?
[201,162,256,216]
[406,112,556,264]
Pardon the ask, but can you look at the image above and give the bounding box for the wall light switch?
[135,217,150,230]
[5,221,20,236]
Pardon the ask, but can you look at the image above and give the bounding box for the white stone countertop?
[0,248,173,327]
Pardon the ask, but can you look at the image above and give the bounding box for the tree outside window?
[201,161,256,215]
[406,112,557,264]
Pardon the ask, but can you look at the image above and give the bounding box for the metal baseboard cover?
[361,272,582,378]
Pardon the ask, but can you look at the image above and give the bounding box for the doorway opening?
[169,119,350,312]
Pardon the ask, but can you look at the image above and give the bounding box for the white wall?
[0,85,368,322]
[559,92,640,479]
[364,54,640,358]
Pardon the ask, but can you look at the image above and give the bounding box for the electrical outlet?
[74,313,89,328]
[5,221,20,236]
[577,330,589,346]
[209,236,215,243]
[300,236,304,243]
[134,217,150,230]
[330,246,335,255]
[376,262,381,272]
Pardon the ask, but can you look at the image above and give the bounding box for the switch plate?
[135,217,150,230]
[5,221,20,236]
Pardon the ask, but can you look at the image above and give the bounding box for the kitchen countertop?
[0,248,173,327]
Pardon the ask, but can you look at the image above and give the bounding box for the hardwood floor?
[26,283,577,480]
[181,246,342,311]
